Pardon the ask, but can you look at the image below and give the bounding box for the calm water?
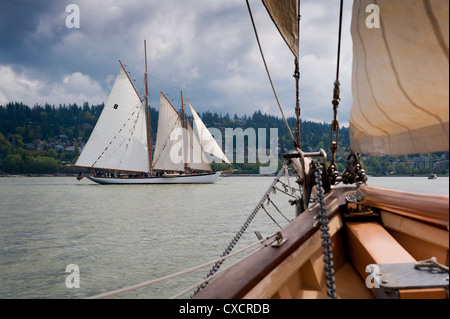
[0,175,448,299]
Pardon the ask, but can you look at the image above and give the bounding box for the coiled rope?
[415,257,449,273]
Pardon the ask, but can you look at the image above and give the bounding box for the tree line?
[0,102,447,176]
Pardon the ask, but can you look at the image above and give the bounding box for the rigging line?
[192,164,289,295]
[335,0,344,81]
[171,241,270,299]
[91,102,144,168]
[329,0,345,175]
[294,0,302,148]
[261,204,283,228]
[267,196,292,223]
[245,0,296,145]
[274,186,298,199]
[278,179,298,194]
[87,236,272,299]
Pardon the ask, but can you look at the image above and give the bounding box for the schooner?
[74,41,231,184]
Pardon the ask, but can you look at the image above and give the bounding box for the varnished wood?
[193,186,356,299]
[359,185,449,228]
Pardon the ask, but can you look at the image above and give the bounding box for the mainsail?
[349,0,449,155]
[262,0,299,58]
[74,65,150,172]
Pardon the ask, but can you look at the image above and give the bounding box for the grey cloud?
[0,0,353,122]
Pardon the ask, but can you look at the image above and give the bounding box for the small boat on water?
[73,41,231,184]
[428,174,438,180]
[192,0,449,299]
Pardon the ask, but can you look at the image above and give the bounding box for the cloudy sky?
[0,0,353,123]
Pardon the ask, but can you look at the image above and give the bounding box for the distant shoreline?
[1,173,448,178]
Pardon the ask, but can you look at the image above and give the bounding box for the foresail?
[75,66,150,172]
[262,0,299,58]
[349,0,449,155]
[152,92,185,171]
[187,100,231,164]
[186,120,212,171]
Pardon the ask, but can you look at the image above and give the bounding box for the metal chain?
[192,165,290,296]
[314,166,338,299]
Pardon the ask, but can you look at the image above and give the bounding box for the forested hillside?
[0,102,447,176]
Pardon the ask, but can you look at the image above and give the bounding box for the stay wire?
[245,0,296,146]
[335,0,344,81]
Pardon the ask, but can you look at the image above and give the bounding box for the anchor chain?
[313,165,338,299]
[192,165,290,296]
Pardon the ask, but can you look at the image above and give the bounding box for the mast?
[180,91,188,173]
[144,40,153,175]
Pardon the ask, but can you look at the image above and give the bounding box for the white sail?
[152,92,185,171]
[349,0,449,155]
[75,66,150,172]
[186,120,212,171]
[187,100,231,164]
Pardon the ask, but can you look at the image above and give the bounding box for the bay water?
[0,175,448,299]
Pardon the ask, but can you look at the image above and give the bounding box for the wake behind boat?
[73,41,231,185]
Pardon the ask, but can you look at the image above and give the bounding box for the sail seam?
[377,0,447,138]
[353,2,391,140]
[357,0,421,154]
[423,0,449,62]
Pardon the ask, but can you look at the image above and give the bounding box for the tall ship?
[74,41,231,184]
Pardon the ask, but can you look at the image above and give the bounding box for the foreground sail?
[349,0,449,155]
[192,0,449,300]
[87,1,448,300]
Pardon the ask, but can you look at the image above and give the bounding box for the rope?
[329,0,345,184]
[274,186,298,198]
[91,101,144,169]
[267,196,292,223]
[261,204,283,229]
[415,257,449,273]
[245,0,296,146]
[171,239,273,299]
[87,236,272,299]
[335,0,344,81]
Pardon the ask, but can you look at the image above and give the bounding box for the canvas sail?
[349,0,449,155]
[75,66,150,172]
[152,92,185,171]
[186,120,213,171]
[262,0,299,58]
[187,100,231,164]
